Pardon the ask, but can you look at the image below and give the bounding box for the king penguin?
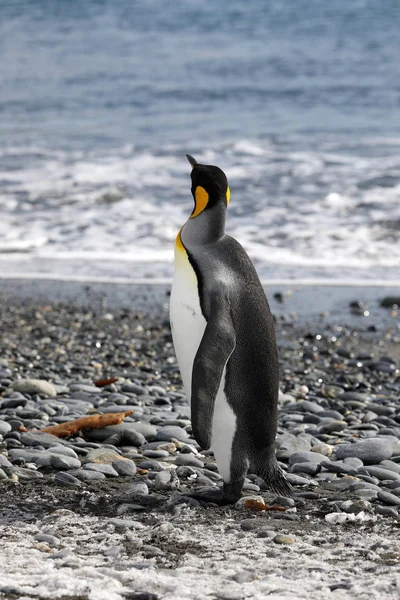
[169,154,291,504]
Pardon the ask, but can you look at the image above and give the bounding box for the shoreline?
[0,276,399,329]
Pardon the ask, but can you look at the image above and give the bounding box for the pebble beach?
[0,285,399,600]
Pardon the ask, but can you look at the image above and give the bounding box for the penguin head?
[186,154,230,219]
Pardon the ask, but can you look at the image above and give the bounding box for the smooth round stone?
[84,423,151,444]
[296,401,324,414]
[121,383,147,395]
[84,448,122,464]
[288,451,327,466]
[20,432,67,449]
[12,379,56,397]
[350,482,381,492]
[353,489,378,501]
[84,463,119,477]
[257,528,277,539]
[156,426,189,442]
[196,474,218,487]
[273,534,295,545]
[273,496,295,508]
[292,463,320,476]
[276,433,313,460]
[379,460,400,474]
[112,459,137,477]
[343,457,363,468]
[358,466,400,481]
[341,499,373,514]
[311,443,333,457]
[339,392,372,404]
[47,445,79,459]
[154,470,172,490]
[375,505,399,517]
[335,439,393,464]
[142,449,170,459]
[69,383,100,394]
[138,460,163,472]
[366,403,395,416]
[319,420,347,434]
[129,482,149,496]
[0,455,13,469]
[318,410,344,420]
[54,472,82,486]
[174,454,204,468]
[50,455,81,470]
[285,473,315,486]
[377,490,400,506]
[68,469,106,481]
[0,398,28,409]
[0,421,12,436]
[320,460,355,475]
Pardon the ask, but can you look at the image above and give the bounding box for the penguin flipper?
[191,289,236,450]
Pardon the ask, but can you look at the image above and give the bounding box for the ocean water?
[0,0,399,282]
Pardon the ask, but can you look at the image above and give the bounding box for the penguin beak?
[186,154,198,169]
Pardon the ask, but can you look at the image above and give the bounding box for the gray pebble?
[292,462,320,476]
[50,455,82,470]
[12,379,56,397]
[68,469,106,481]
[84,463,119,477]
[273,496,295,507]
[121,383,147,395]
[174,454,204,468]
[54,472,82,486]
[109,518,144,530]
[0,421,12,436]
[0,468,8,480]
[319,420,347,434]
[320,460,355,475]
[285,473,315,486]
[156,426,189,442]
[154,469,172,490]
[379,460,400,474]
[358,466,400,481]
[377,490,400,506]
[288,451,327,466]
[112,459,137,477]
[0,455,13,469]
[335,439,393,465]
[129,482,149,496]
[48,445,79,459]
[375,505,399,517]
[138,460,163,472]
[20,432,67,449]
[142,449,170,459]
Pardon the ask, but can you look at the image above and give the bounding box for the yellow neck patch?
[190,186,209,218]
[226,187,231,205]
[175,228,185,253]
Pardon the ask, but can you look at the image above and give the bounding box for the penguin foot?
[187,481,244,506]
[186,486,226,505]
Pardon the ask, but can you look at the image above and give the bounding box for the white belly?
[170,242,237,482]
[170,251,207,403]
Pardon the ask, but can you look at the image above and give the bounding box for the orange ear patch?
[226,187,231,205]
[190,186,209,218]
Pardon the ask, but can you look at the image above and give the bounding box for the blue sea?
[0,0,399,282]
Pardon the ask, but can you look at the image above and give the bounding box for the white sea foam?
[0,138,399,281]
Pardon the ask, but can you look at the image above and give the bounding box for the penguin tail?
[256,460,294,498]
[266,468,294,498]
